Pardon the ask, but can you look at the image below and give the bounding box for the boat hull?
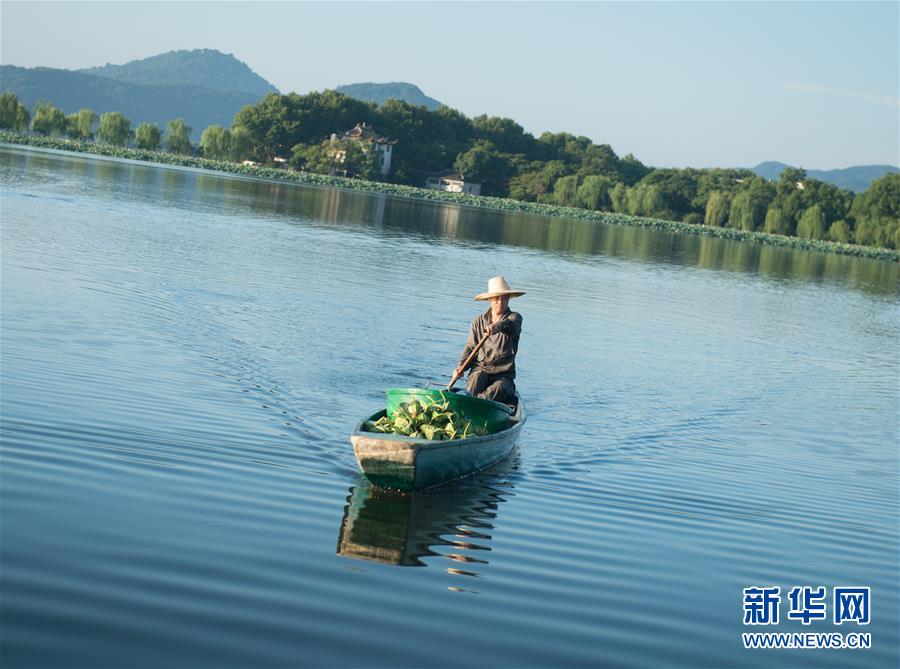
[351,397,525,490]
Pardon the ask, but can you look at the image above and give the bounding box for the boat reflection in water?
[337,451,519,578]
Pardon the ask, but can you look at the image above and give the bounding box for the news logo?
[741,586,872,651]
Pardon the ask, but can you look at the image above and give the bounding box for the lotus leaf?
[362,397,491,441]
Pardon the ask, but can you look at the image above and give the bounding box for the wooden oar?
[448,329,491,389]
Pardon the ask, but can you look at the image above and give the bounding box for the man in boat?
[450,276,524,405]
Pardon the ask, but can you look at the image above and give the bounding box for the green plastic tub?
[385,387,513,435]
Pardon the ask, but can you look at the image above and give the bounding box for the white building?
[426,172,482,196]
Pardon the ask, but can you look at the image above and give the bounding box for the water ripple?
[2,147,897,669]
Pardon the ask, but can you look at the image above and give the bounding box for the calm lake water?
[2,145,898,669]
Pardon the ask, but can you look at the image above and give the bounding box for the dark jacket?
[457,308,522,378]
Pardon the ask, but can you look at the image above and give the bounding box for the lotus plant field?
[2,131,896,262]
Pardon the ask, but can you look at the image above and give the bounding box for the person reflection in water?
[450,276,524,405]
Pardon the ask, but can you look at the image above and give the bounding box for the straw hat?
[474,276,526,301]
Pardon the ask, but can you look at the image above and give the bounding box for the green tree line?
[0,93,196,154]
[1,90,896,249]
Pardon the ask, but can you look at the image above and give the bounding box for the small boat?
[350,388,526,491]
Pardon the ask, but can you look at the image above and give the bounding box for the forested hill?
[80,49,278,98]
[0,65,262,140]
[335,82,443,110]
[752,161,898,193]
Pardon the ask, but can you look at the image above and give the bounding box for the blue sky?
[2,1,897,169]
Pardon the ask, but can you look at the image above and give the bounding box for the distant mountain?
[335,82,443,110]
[752,161,898,192]
[0,65,264,141]
[752,161,793,181]
[0,49,279,141]
[80,48,278,98]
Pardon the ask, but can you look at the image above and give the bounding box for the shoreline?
[3,132,897,263]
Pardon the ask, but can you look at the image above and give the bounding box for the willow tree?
[200,125,232,160]
[31,102,66,136]
[626,184,644,215]
[576,175,613,210]
[165,118,193,154]
[729,187,772,232]
[609,182,628,213]
[704,191,729,227]
[97,112,132,145]
[796,205,826,240]
[627,183,663,217]
[64,113,80,139]
[0,92,30,131]
[229,126,253,162]
[847,174,900,248]
[65,109,97,140]
[553,175,579,207]
[135,122,162,150]
[827,220,852,243]
[854,217,898,248]
[763,206,791,235]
